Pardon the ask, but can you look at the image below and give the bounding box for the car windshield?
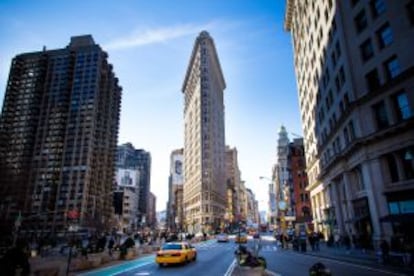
[162,244,182,250]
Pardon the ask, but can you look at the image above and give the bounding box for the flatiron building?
[182,31,227,233]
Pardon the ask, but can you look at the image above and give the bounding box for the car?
[155,242,197,267]
[216,233,229,242]
[235,233,248,243]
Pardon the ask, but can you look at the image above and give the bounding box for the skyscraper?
[116,143,151,224]
[273,126,291,233]
[0,35,122,235]
[285,1,414,246]
[166,148,184,231]
[182,31,227,233]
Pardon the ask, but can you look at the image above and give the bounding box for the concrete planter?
[112,250,121,260]
[125,248,137,260]
[71,258,91,271]
[233,266,266,276]
[101,254,111,264]
[88,253,102,268]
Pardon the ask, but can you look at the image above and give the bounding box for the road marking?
[79,255,154,276]
[224,259,237,276]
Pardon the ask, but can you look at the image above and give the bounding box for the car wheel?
[193,253,197,261]
[158,263,163,268]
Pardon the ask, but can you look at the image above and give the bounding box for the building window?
[401,148,414,179]
[365,68,381,92]
[370,0,386,18]
[354,9,368,33]
[348,120,355,139]
[335,41,341,58]
[385,154,399,182]
[373,101,389,129]
[384,56,401,80]
[343,127,350,145]
[360,39,374,61]
[393,92,412,121]
[377,23,393,48]
[407,0,414,25]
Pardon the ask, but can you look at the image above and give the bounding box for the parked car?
[216,233,229,242]
[156,242,197,267]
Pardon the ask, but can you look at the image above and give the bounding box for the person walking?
[108,237,115,257]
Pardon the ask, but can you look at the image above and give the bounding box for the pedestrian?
[108,237,115,257]
[334,232,340,248]
[313,232,320,251]
[380,239,390,264]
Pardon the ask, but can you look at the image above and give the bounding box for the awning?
[380,213,414,223]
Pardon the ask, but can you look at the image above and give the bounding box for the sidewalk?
[294,242,414,274]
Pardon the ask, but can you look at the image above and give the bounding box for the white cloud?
[104,23,215,50]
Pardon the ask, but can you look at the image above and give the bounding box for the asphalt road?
[79,234,409,276]
[258,235,407,276]
[80,239,237,276]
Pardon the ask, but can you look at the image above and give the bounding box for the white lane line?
[223,259,237,276]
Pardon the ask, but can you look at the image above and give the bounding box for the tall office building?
[285,1,414,247]
[0,35,122,235]
[288,138,312,225]
[116,143,151,223]
[182,31,227,233]
[273,126,291,232]
[166,148,184,231]
[225,146,241,228]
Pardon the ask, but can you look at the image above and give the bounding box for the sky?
[0,0,302,212]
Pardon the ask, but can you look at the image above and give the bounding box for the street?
[79,234,409,276]
[80,239,236,276]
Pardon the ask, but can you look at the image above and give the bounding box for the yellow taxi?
[156,242,197,267]
[235,233,248,243]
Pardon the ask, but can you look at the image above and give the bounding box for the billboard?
[116,168,139,187]
[171,152,183,185]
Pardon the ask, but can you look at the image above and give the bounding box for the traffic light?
[113,191,124,215]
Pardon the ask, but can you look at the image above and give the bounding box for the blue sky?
[0,0,302,212]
